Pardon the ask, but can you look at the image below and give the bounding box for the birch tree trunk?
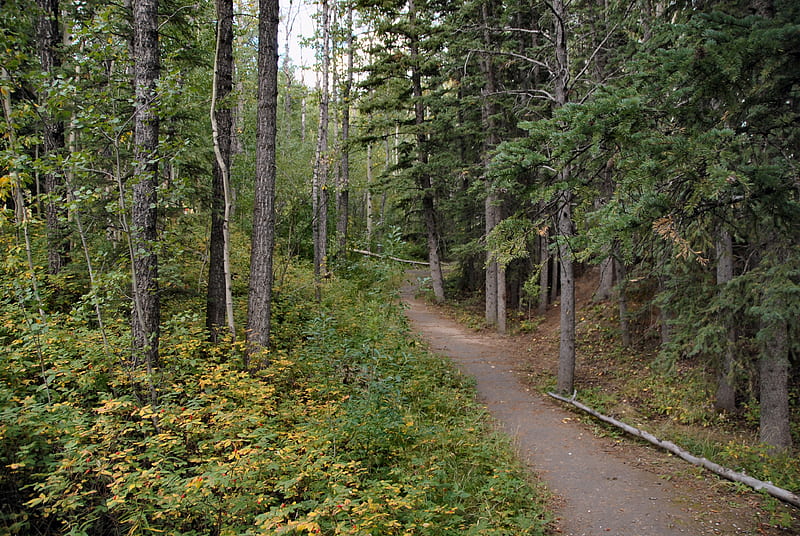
[207,0,235,343]
[312,0,330,301]
[246,0,279,364]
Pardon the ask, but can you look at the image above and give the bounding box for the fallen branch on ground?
[547,391,800,509]
[350,248,430,266]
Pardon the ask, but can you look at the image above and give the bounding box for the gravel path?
[402,286,700,536]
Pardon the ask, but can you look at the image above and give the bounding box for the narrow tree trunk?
[207,0,235,343]
[714,229,736,412]
[36,0,69,275]
[556,187,576,394]
[595,255,615,301]
[245,0,279,364]
[538,230,550,314]
[312,0,330,301]
[366,143,374,242]
[616,256,631,347]
[131,0,161,369]
[481,0,504,331]
[485,195,498,325]
[336,3,354,259]
[409,0,444,303]
[552,0,576,393]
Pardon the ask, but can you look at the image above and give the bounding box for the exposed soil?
[401,270,798,536]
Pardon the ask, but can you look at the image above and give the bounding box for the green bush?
[0,259,550,535]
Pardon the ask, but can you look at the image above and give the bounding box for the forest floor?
[401,270,799,536]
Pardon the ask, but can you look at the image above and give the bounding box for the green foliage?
[0,260,549,535]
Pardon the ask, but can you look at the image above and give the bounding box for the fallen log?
[350,248,430,266]
[547,391,800,509]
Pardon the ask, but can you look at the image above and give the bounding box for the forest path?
[401,273,765,536]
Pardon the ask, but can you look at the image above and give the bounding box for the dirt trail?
[401,275,773,536]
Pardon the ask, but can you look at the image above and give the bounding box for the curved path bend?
[402,280,771,535]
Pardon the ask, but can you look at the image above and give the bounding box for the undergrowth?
[0,258,550,535]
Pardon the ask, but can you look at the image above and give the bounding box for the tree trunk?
[714,229,737,412]
[481,0,505,331]
[538,230,549,314]
[595,255,615,301]
[312,0,330,301]
[409,0,444,303]
[616,256,631,347]
[552,0,576,394]
[36,0,69,275]
[207,0,235,343]
[757,240,792,453]
[759,313,791,453]
[336,3,354,260]
[556,187,576,394]
[246,0,279,364]
[131,0,160,369]
[485,194,498,325]
[366,143,374,242]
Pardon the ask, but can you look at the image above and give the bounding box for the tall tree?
[36,0,68,275]
[131,0,161,369]
[409,0,445,302]
[481,0,505,332]
[312,0,331,301]
[207,0,236,342]
[552,0,576,394]
[246,0,279,363]
[336,0,355,260]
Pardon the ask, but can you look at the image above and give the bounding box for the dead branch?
[547,391,800,509]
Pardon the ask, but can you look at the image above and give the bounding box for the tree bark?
[758,240,792,453]
[207,0,235,343]
[714,229,737,412]
[409,0,444,303]
[485,194,498,325]
[616,256,631,347]
[36,0,69,275]
[481,0,505,332]
[538,229,550,315]
[246,0,279,364]
[366,143,374,242]
[556,187,576,394]
[131,0,160,369]
[312,0,330,301]
[336,3,354,260]
[759,318,791,453]
[552,0,576,394]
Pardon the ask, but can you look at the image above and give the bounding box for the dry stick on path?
[547,391,800,508]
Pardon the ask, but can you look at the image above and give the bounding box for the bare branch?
[468,48,551,72]
[500,26,554,44]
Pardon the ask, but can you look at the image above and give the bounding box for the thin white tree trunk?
[210,12,236,339]
[312,0,330,301]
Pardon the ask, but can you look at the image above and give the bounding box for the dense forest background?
[1,0,798,533]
